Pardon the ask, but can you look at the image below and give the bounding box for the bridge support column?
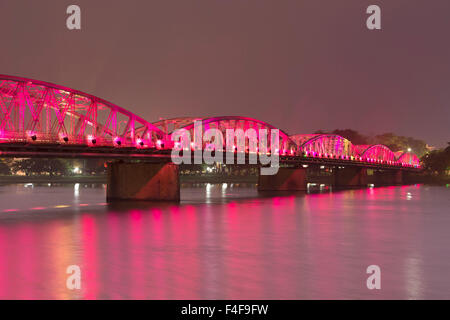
[107,162,180,202]
[402,171,419,185]
[257,166,307,191]
[394,170,403,185]
[375,170,403,186]
[333,167,368,188]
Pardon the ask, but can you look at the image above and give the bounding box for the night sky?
[0,0,448,147]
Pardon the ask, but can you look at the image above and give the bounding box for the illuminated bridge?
[0,75,422,201]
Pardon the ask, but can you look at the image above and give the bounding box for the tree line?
[314,129,429,157]
[0,159,106,176]
[421,143,450,176]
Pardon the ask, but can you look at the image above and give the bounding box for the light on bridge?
[114,137,122,147]
[87,135,97,146]
[26,130,37,142]
[59,133,69,143]
[136,138,145,147]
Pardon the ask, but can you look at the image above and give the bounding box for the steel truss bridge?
[0,75,421,171]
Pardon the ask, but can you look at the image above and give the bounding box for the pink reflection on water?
[3,209,19,213]
[106,211,123,299]
[81,215,99,299]
[17,224,36,299]
[0,184,447,299]
[0,230,6,298]
[129,210,145,299]
[144,207,165,299]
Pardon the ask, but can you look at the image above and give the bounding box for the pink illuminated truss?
[397,152,421,166]
[291,134,359,158]
[355,145,396,162]
[0,75,165,147]
[0,75,422,167]
[290,134,420,165]
[155,116,297,154]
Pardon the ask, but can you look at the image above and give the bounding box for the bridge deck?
[0,143,421,172]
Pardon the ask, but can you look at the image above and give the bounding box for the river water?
[0,182,448,299]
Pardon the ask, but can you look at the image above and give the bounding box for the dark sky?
[0,1,449,147]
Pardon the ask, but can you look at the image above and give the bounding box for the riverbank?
[0,174,446,186]
[415,174,450,185]
[0,174,258,185]
[0,175,107,184]
[181,174,258,183]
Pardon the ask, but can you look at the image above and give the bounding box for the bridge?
[0,75,422,201]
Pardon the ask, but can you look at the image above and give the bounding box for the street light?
[407,148,412,152]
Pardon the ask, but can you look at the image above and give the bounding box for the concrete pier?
[107,162,180,202]
[374,169,403,186]
[258,167,307,191]
[333,167,368,188]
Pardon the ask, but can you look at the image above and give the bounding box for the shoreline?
[0,174,447,186]
[0,174,258,185]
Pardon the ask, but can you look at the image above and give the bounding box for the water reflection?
[0,183,449,299]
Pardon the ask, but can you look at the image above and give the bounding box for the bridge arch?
[290,134,358,158]
[355,144,397,162]
[158,116,297,154]
[0,74,165,148]
[397,152,421,166]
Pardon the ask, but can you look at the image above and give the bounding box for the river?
[0,182,448,299]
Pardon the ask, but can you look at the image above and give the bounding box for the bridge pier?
[394,170,403,185]
[257,166,307,191]
[333,167,368,189]
[107,162,180,202]
[403,171,420,185]
[374,169,403,186]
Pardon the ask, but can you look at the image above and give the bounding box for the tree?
[83,159,107,175]
[374,133,428,157]
[12,159,68,176]
[312,129,370,145]
[315,129,429,157]
[331,129,370,145]
[421,143,450,175]
[373,133,402,151]
[0,160,10,175]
